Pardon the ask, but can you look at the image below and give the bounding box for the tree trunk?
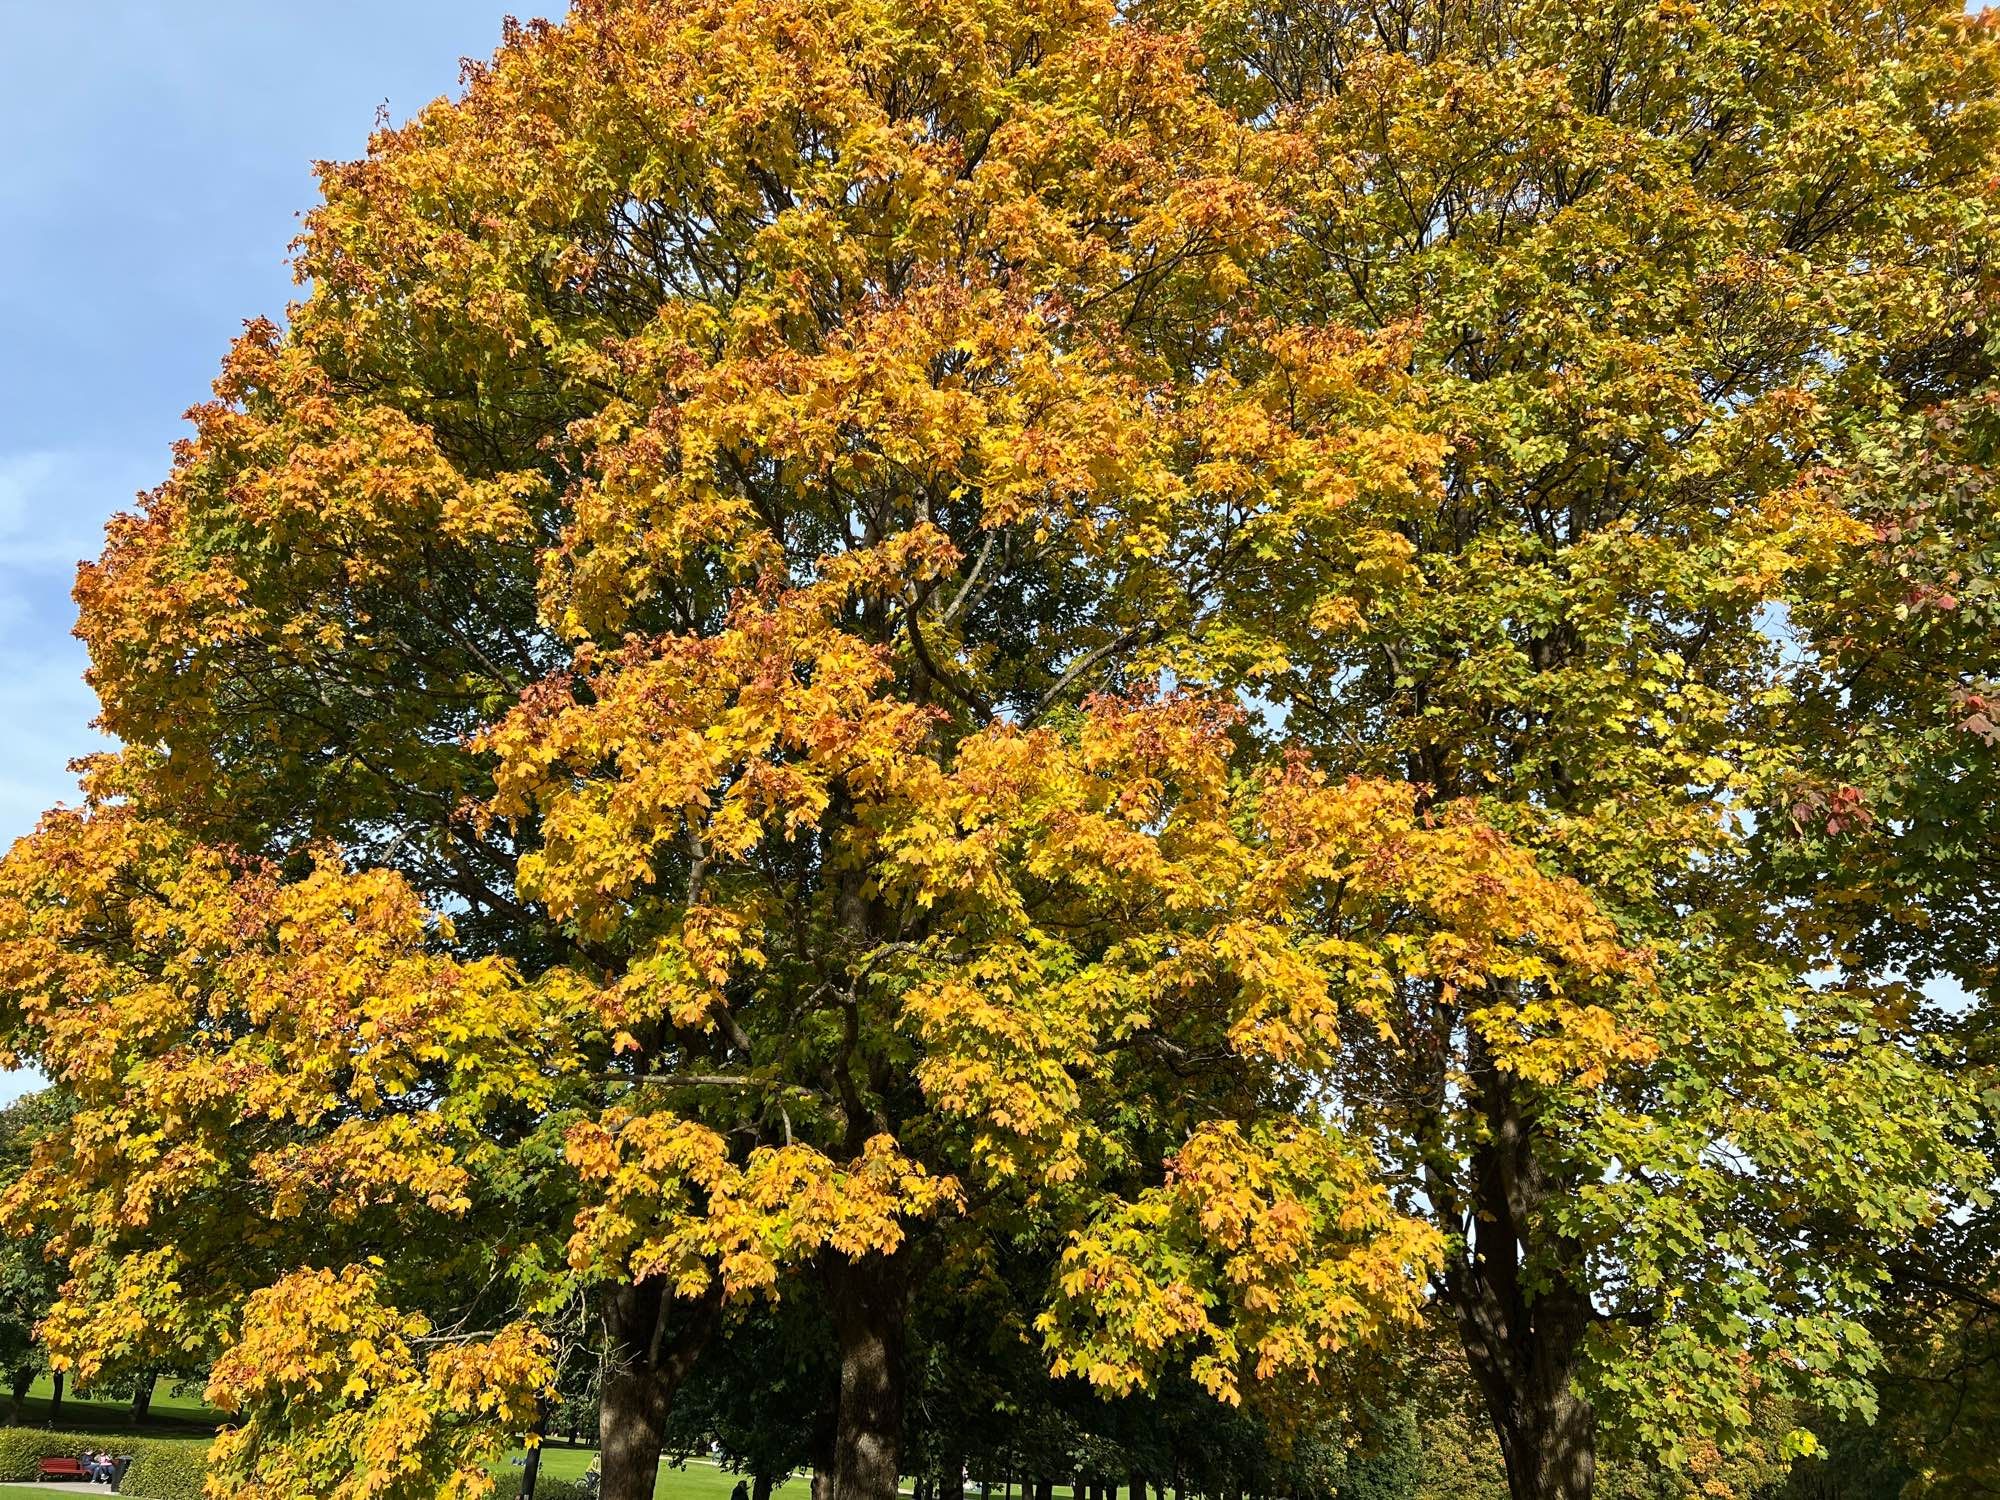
[1457,1272,1596,1500]
[1481,1371,1595,1500]
[813,1382,839,1500]
[598,1279,722,1500]
[941,1454,964,1500]
[826,1251,912,1500]
[7,1367,29,1423]
[1446,1029,1597,1500]
[48,1371,62,1422]
[130,1372,155,1423]
[754,1472,775,1500]
[597,1339,666,1500]
[519,1407,550,1499]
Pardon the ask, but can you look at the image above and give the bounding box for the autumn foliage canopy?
[3,1,1998,1498]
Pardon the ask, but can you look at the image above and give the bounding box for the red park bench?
[35,1456,93,1482]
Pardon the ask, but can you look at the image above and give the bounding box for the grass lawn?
[0,1394,1055,1500]
[489,1453,1078,1500]
[493,1447,812,1498]
[6,1376,220,1436]
[487,1456,1069,1500]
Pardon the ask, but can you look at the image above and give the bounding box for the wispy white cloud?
[0,449,150,572]
[0,451,111,1106]
[0,448,133,847]
[0,641,101,838]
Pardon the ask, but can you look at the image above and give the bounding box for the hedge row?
[119,1439,211,1498]
[0,1426,98,1478]
[0,1425,209,1497]
[0,1425,596,1499]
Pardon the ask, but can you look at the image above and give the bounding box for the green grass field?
[0,1391,799,1500]
[0,1445,772,1500]
[491,1449,813,1498]
[4,1375,219,1436]
[0,1385,1050,1500]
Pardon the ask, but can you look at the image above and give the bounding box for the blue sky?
[0,2,553,1102]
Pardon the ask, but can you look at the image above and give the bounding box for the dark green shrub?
[0,1426,208,1495]
[0,1425,97,1480]
[118,1437,210,1498]
[535,1482,594,1500]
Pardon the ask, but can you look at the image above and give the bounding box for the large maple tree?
[1150,0,2000,1496]
[0,2,1461,1497]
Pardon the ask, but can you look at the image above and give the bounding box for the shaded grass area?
[0,1425,789,1500]
[489,1454,1077,1500]
[493,1448,811,1499]
[6,1379,218,1437]
[0,1401,1062,1500]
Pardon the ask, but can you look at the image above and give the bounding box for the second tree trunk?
[825,1250,912,1500]
[598,1279,722,1500]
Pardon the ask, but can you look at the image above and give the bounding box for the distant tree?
[664,1293,833,1497]
[1752,1418,1910,1500]
[0,1090,67,1420]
